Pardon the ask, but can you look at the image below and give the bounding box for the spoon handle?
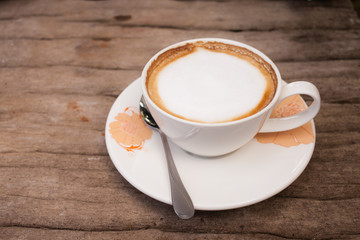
[159,132,195,219]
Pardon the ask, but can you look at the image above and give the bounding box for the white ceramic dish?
[105,78,316,211]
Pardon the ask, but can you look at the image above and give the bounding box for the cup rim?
[141,38,282,127]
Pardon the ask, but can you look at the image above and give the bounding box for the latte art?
[146,41,277,123]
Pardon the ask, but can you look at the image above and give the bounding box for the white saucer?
[105,78,316,211]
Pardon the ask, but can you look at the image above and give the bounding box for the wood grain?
[0,0,358,31]
[0,0,359,239]
[1,228,318,240]
[0,29,359,69]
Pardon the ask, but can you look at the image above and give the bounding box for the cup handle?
[259,81,321,133]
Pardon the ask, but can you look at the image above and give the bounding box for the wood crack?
[0,165,114,172]
[34,150,109,156]
[0,17,359,32]
[2,194,111,204]
[51,18,360,31]
[327,99,360,104]
[0,14,62,21]
[3,185,359,202]
[0,225,313,239]
[0,64,141,71]
[315,130,360,135]
[0,60,359,71]
[276,195,360,201]
[0,225,358,239]
[275,56,360,63]
[0,150,109,157]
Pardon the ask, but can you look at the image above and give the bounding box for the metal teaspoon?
[139,96,195,219]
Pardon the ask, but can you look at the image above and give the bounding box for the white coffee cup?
[141,38,320,156]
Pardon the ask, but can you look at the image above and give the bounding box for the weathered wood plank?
[315,131,360,151]
[0,0,358,31]
[0,59,359,103]
[280,144,360,199]
[0,140,358,203]
[0,90,359,144]
[315,104,360,133]
[277,60,360,80]
[0,93,113,131]
[0,70,359,153]
[0,227,305,240]
[0,153,113,171]
[0,112,359,157]
[0,28,359,70]
[0,192,358,239]
[0,126,106,155]
[2,228,358,240]
[0,66,140,97]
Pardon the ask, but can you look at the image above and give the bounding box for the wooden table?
[1,0,359,239]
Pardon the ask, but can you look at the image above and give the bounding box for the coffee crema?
[146,41,277,123]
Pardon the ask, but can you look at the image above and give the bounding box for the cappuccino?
[146,41,277,123]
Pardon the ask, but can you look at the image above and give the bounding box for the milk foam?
[156,48,268,123]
